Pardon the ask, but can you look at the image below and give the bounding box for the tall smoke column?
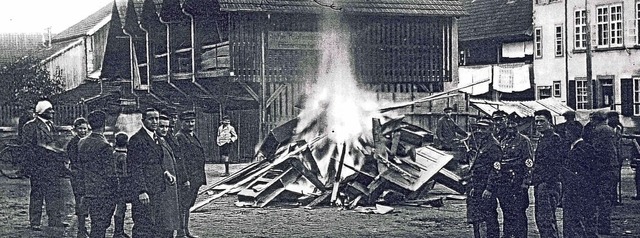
[295,14,381,181]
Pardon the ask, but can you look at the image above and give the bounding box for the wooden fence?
[0,104,88,128]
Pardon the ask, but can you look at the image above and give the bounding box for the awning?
[470,98,573,121]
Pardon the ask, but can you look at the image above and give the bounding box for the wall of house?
[534,0,640,110]
[87,24,110,75]
[566,0,640,110]
[532,0,567,101]
[46,41,87,91]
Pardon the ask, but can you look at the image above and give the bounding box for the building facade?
[533,0,640,116]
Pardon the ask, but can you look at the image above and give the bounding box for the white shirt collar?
[142,125,155,139]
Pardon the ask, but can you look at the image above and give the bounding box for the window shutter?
[621,78,634,116]
[568,80,576,109]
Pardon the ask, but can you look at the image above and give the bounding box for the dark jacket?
[78,133,116,198]
[165,133,189,186]
[21,117,66,178]
[563,138,597,194]
[67,136,81,171]
[489,132,531,191]
[176,130,207,187]
[584,123,618,172]
[532,130,563,185]
[436,116,467,148]
[468,133,502,193]
[127,127,166,196]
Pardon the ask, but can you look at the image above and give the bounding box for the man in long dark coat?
[21,99,68,231]
[175,111,205,238]
[156,114,181,237]
[584,111,618,235]
[128,108,172,237]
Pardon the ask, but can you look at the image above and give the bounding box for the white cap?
[35,100,53,115]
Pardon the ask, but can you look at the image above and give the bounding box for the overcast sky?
[0,0,113,34]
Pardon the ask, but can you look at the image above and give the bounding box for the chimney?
[42,27,52,48]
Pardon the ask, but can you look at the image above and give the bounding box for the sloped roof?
[52,2,114,42]
[0,33,44,64]
[35,38,84,62]
[458,0,532,41]
[470,98,573,118]
[218,0,466,16]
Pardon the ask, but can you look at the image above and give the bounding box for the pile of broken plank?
[190,116,467,212]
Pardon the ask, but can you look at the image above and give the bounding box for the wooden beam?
[265,84,287,109]
[239,82,260,102]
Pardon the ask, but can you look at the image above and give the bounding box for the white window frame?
[634,77,640,115]
[553,81,561,97]
[636,2,640,45]
[576,79,589,109]
[574,9,587,49]
[538,86,553,99]
[596,4,624,48]
[555,25,564,56]
[534,27,543,58]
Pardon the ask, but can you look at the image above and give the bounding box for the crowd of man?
[19,99,237,238]
[437,107,627,238]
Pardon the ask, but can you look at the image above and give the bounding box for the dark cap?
[506,113,520,127]
[180,110,196,120]
[492,110,508,119]
[443,107,454,112]
[589,111,607,121]
[222,115,231,121]
[562,110,576,117]
[161,106,178,116]
[471,117,493,128]
[606,111,619,118]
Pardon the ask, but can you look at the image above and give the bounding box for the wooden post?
[331,143,347,205]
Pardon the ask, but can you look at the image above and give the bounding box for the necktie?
[46,121,54,131]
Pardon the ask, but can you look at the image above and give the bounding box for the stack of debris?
[191,116,466,212]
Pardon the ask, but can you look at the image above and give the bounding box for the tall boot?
[223,162,230,176]
[76,215,89,238]
[113,212,127,238]
[176,211,187,238]
[184,212,199,238]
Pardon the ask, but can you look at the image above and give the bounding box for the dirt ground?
[2,163,640,238]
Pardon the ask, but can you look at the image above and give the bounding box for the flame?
[294,17,381,185]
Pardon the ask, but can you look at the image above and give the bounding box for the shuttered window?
[621,78,635,116]
[568,80,576,109]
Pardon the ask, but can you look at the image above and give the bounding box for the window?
[637,2,640,45]
[534,27,543,58]
[597,4,624,48]
[634,78,640,115]
[553,81,561,97]
[576,79,588,109]
[575,10,587,49]
[555,25,564,56]
[539,86,552,99]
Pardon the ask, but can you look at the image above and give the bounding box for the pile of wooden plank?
[191,116,466,211]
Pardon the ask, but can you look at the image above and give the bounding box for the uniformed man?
[465,117,500,238]
[176,111,204,238]
[486,111,531,238]
[562,125,598,238]
[606,111,623,204]
[555,111,583,158]
[532,109,563,238]
[583,111,617,235]
[436,107,468,151]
